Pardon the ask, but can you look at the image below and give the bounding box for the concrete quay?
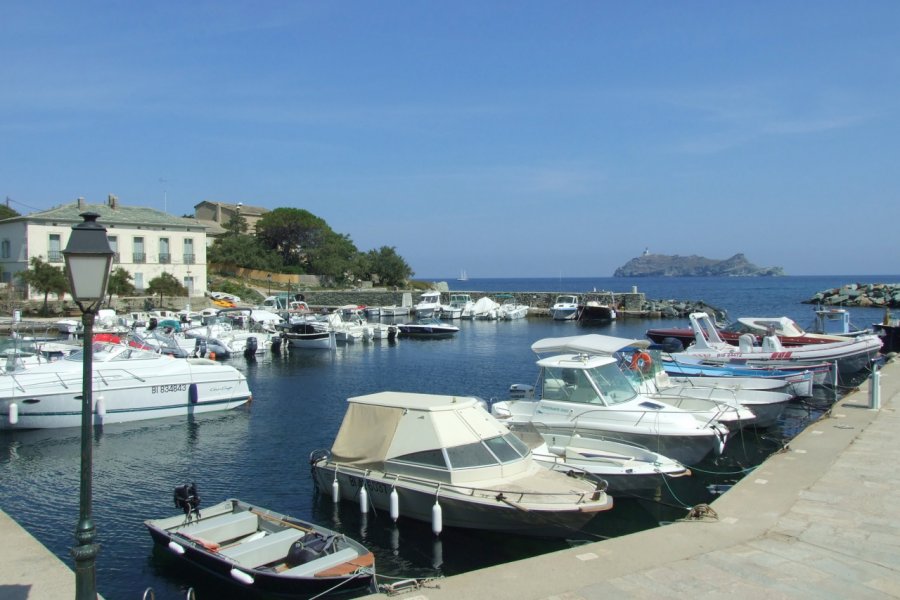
[367,358,900,600]
[1,359,897,599]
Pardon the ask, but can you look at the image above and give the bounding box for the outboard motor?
[244,336,258,359]
[194,337,208,358]
[174,482,201,523]
[148,317,158,331]
[660,337,684,353]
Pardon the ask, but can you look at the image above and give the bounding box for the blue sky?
[2,2,898,278]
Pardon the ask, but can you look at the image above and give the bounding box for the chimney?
[77,196,85,210]
[108,194,118,209]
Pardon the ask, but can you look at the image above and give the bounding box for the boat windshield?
[540,363,637,406]
[389,433,530,471]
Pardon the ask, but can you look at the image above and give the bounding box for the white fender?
[95,396,106,417]
[167,541,185,555]
[8,403,18,425]
[331,478,340,503]
[432,499,443,535]
[230,568,254,585]
[389,488,399,522]
[359,486,369,514]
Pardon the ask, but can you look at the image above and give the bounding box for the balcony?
[159,253,171,264]
[133,252,146,264]
[112,252,120,264]
[48,251,64,263]
[183,254,195,265]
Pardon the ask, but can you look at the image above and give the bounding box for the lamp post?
[63,212,114,600]
[267,273,272,297]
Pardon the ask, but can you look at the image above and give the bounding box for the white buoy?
[331,478,340,503]
[8,403,18,425]
[389,488,399,522]
[359,486,369,513]
[431,499,443,535]
[230,568,254,585]
[95,396,106,417]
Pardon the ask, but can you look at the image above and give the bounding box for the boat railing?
[327,463,602,506]
[559,404,724,430]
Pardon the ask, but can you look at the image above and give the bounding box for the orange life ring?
[630,351,653,374]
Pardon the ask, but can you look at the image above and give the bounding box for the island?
[613,252,784,277]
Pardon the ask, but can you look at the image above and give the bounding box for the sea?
[1,275,896,600]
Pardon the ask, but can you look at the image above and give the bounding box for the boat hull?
[146,499,375,598]
[311,462,609,538]
[0,358,251,430]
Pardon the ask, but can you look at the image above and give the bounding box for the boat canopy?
[531,334,650,356]
[330,392,509,468]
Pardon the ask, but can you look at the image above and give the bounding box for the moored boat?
[397,318,459,338]
[310,391,613,538]
[0,339,251,429]
[145,494,376,597]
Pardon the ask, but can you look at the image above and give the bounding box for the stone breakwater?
[803,282,900,308]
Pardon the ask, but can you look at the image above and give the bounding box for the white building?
[0,195,209,299]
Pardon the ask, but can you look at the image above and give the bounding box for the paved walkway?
[366,358,900,599]
[2,359,898,599]
[0,507,76,599]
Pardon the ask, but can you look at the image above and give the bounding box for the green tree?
[207,234,283,271]
[306,231,359,285]
[16,257,68,314]
[146,272,188,307]
[224,211,249,235]
[107,267,135,305]
[0,205,20,220]
[256,208,332,267]
[363,246,414,287]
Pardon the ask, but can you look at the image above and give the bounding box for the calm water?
[1,276,895,599]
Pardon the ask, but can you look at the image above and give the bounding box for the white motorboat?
[508,423,690,493]
[1,339,251,430]
[413,291,442,319]
[447,293,477,319]
[677,312,883,378]
[530,334,789,429]
[549,295,579,320]
[310,391,613,538]
[146,494,375,597]
[471,296,500,320]
[492,349,730,466]
[497,294,529,320]
[439,304,463,320]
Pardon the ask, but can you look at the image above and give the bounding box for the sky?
[2,2,899,278]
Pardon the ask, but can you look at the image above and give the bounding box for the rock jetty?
[803,282,900,308]
[614,252,783,277]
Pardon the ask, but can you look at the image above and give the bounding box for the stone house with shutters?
[0,195,209,299]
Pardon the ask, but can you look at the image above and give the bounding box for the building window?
[133,236,145,263]
[159,237,170,264]
[184,276,194,296]
[1,240,9,259]
[134,272,143,292]
[183,238,194,264]
[108,236,120,264]
[48,234,63,262]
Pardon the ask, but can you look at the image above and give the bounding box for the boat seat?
[282,547,359,578]
[219,528,306,568]
[762,335,784,352]
[178,511,258,545]
[738,334,756,353]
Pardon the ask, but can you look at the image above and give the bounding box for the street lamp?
[63,212,114,600]
[267,273,272,297]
